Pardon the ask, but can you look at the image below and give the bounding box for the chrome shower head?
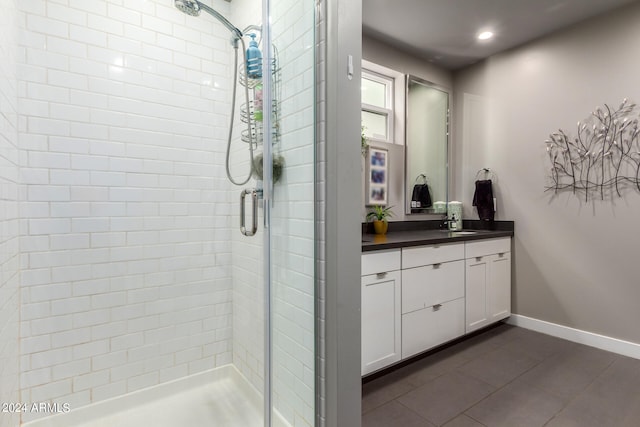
[175,0,201,17]
[174,0,243,42]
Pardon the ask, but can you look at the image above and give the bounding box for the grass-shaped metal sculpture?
[545,99,640,201]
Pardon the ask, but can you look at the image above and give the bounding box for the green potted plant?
[366,205,394,235]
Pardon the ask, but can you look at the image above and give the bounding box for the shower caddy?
[238,44,281,156]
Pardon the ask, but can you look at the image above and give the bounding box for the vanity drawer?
[401,297,465,359]
[401,260,464,314]
[402,242,464,269]
[362,249,401,275]
[465,237,511,259]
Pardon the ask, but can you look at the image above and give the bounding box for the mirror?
[405,75,450,215]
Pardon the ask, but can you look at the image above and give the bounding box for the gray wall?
[324,0,363,425]
[453,2,640,344]
[362,36,452,222]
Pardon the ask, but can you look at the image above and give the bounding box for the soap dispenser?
[449,214,459,231]
[246,33,262,79]
[447,201,463,231]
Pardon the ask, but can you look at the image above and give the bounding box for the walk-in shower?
[3,0,316,426]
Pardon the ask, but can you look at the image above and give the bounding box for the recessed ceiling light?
[477,31,494,40]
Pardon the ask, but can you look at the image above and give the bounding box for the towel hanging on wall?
[411,174,432,209]
[473,179,495,221]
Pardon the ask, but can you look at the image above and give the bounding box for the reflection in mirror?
[405,76,449,215]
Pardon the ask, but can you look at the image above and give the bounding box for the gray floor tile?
[590,354,640,396]
[477,323,531,344]
[501,330,577,361]
[545,391,636,427]
[398,348,470,388]
[362,369,417,413]
[465,378,565,427]
[441,414,486,427]
[362,401,435,427]
[457,346,540,388]
[518,344,618,402]
[397,371,496,426]
[362,326,639,427]
[446,331,506,361]
[547,356,640,427]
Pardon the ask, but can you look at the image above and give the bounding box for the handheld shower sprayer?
[174,0,243,42]
[174,0,260,186]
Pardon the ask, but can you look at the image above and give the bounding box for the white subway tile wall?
[0,1,21,427]
[17,0,235,422]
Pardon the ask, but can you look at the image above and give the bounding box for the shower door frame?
[261,0,273,424]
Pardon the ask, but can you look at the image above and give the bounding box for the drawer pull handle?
[498,252,505,257]
[376,272,387,279]
[433,304,442,311]
[433,263,441,269]
[475,256,483,262]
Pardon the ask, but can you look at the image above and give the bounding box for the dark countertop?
[362,228,514,252]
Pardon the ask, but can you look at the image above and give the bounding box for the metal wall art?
[545,99,640,201]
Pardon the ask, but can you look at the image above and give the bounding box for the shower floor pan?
[23,365,269,427]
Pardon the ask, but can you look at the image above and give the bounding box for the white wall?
[362,36,452,221]
[0,1,21,427]
[453,2,640,344]
[17,1,234,421]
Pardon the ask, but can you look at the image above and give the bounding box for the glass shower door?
[231,0,317,425]
[263,0,317,425]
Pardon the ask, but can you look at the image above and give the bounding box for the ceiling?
[363,0,638,70]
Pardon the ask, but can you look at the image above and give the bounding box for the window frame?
[361,60,405,146]
[361,69,394,144]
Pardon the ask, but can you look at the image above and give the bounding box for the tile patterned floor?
[362,323,640,427]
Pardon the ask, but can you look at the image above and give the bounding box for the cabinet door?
[465,256,489,333]
[362,270,401,375]
[466,252,512,333]
[489,252,511,322]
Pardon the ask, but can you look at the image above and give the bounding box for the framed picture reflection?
[366,147,388,206]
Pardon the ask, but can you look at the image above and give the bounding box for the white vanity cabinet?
[361,249,401,375]
[465,237,512,333]
[361,234,513,376]
[401,243,466,358]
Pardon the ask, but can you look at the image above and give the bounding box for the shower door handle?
[240,188,258,236]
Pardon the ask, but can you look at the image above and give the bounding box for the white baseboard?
[507,314,640,360]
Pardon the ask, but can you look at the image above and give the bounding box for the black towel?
[472,179,494,221]
[411,183,432,209]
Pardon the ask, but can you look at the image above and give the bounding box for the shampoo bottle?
[246,33,262,79]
